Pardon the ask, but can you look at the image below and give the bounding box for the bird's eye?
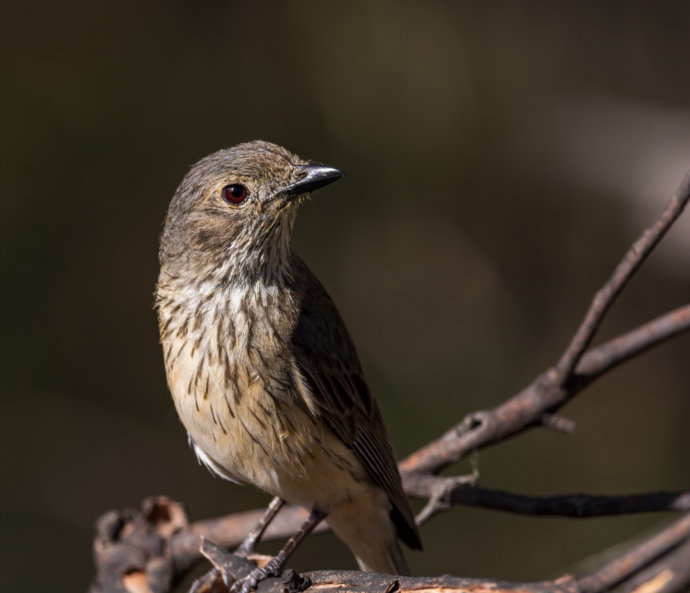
[221,184,248,205]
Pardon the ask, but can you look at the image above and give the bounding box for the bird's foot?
[229,506,325,592]
[198,506,324,593]
[228,555,283,593]
[193,538,257,593]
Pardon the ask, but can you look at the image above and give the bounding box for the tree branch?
[576,513,690,593]
[573,304,690,388]
[399,302,690,476]
[90,497,690,593]
[400,169,690,477]
[617,538,690,593]
[403,474,690,521]
[553,170,690,384]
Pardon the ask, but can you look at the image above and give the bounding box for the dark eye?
[221,184,248,204]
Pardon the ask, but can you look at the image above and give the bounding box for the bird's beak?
[281,164,344,200]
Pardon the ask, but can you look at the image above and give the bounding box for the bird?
[155,140,422,592]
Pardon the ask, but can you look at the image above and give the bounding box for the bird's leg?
[235,496,286,557]
[228,507,327,593]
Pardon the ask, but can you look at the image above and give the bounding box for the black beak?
[281,164,344,199]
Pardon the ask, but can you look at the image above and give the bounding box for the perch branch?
[91,499,690,593]
[190,513,690,593]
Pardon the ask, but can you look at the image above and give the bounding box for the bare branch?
[90,498,690,593]
[399,171,690,476]
[414,472,478,526]
[576,513,690,593]
[255,571,577,593]
[573,304,690,388]
[553,170,690,384]
[399,303,690,476]
[540,413,577,435]
[617,538,690,593]
[192,514,690,593]
[403,475,690,518]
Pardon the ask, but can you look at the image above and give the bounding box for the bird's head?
[159,140,342,281]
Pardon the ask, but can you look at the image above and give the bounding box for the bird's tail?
[355,539,410,576]
[327,497,412,576]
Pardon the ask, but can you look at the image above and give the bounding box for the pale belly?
[165,336,368,512]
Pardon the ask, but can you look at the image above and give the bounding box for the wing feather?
[290,257,421,549]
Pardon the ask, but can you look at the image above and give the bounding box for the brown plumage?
[156,141,421,591]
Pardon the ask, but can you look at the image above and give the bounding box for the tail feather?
[356,539,410,576]
[327,492,413,575]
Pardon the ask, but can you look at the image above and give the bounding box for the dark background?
[2,2,689,592]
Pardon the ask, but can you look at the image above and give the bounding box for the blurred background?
[2,1,689,591]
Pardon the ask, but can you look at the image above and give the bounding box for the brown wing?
[290,257,421,550]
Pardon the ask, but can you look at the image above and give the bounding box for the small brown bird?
[156,141,421,591]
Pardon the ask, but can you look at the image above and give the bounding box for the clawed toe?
[228,564,276,593]
[196,507,324,593]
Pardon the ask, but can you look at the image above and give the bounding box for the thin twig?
[414,472,479,526]
[576,513,690,593]
[553,170,690,385]
[617,538,690,593]
[403,476,690,518]
[572,304,690,389]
